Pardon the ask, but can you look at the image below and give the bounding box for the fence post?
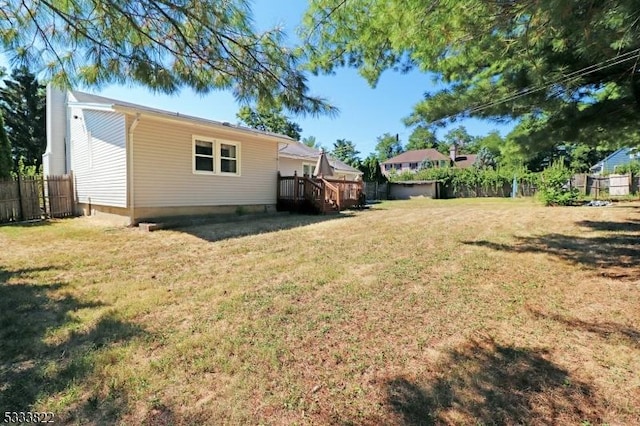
[293,171,299,207]
[40,175,48,218]
[16,173,25,221]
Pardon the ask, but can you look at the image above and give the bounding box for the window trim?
[302,162,316,177]
[219,141,241,176]
[192,135,241,176]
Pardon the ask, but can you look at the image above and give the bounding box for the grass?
[1,197,639,424]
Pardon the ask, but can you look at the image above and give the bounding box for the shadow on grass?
[0,219,52,228]
[0,267,147,422]
[576,219,640,233]
[528,308,640,349]
[383,339,604,425]
[176,212,352,243]
[464,232,640,280]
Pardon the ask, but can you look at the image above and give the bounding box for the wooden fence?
[0,174,75,224]
[442,181,537,199]
[571,173,640,198]
[363,181,388,200]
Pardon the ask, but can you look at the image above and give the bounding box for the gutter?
[113,105,294,144]
[128,113,141,225]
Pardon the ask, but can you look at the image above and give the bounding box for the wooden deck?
[277,173,364,214]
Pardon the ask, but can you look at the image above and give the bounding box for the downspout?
[128,113,141,225]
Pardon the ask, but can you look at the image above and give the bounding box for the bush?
[537,160,579,206]
[613,160,640,176]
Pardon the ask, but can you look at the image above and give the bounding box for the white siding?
[278,157,316,176]
[279,156,361,180]
[132,117,278,207]
[70,109,127,207]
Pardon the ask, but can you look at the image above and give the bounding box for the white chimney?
[43,84,67,176]
[449,144,458,164]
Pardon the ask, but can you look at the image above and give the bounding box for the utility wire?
[433,47,640,123]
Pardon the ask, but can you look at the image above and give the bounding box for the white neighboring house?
[278,142,363,180]
[43,87,295,225]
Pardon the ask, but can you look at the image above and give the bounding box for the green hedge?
[391,166,538,197]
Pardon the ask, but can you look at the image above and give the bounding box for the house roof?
[590,148,633,171]
[278,142,362,175]
[453,154,478,168]
[382,149,449,164]
[68,90,296,142]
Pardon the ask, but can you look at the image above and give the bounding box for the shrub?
[613,160,640,176]
[537,160,579,206]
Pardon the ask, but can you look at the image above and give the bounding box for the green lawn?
[1,198,639,424]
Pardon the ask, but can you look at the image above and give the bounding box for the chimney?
[44,84,68,176]
[449,144,458,164]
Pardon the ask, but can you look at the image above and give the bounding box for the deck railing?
[277,172,363,213]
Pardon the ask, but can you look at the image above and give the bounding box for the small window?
[384,164,392,171]
[194,139,214,172]
[409,162,418,169]
[220,143,238,174]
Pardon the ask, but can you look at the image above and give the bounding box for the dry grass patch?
[1,198,639,424]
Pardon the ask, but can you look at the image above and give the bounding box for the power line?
[433,47,640,123]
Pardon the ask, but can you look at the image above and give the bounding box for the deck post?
[276,171,281,202]
[293,171,299,208]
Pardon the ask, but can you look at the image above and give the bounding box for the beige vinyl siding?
[70,108,127,207]
[131,117,278,207]
[278,157,314,176]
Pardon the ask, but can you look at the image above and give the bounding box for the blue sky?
[0,0,514,157]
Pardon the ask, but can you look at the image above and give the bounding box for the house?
[43,87,295,225]
[381,145,477,177]
[590,148,638,175]
[278,142,363,180]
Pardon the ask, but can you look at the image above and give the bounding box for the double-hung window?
[194,139,215,173]
[193,136,240,175]
[220,143,238,174]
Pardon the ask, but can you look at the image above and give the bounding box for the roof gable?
[278,142,362,174]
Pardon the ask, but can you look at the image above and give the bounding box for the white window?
[193,136,240,176]
[194,139,214,173]
[220,143,239,174]
[302,163,315,176]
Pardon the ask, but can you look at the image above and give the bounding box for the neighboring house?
[43,87,295,225]
[278,142,363,180]
[590,148,638,175]
[381,145,477,177]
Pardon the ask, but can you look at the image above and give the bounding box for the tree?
[474,131,504,160]
[0,111,11,178]
[473,147,497,170]
[331,139,360,167]
[374,133,402,161]
[302,135,322,149]
[406,125,438,151]
[302,0,640,146]
[0,68,47,169]
[567,144,612,173]
[442,126,477,152]
[359,154,385,182]
[2,1,333,115]
[237,105,302,140]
